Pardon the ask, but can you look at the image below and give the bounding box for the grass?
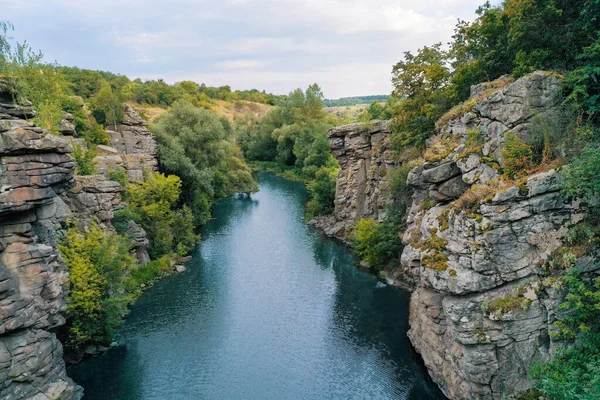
[436,75,514,130]
[424,135,460,162]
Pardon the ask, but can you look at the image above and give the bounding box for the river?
[69,171,444,400]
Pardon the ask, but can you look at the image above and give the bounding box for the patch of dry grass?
[436,75,514,130]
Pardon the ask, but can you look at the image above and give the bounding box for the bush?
[73,144,96,175]
[306,166,337,219]
[59,223,135,350]
[501,133,534,178]
[531,334,600,400]
[561,145,600,202]
[350,218,404,271]
[127,171,199,258]
[129,256,174,289]
[107,166,128,188]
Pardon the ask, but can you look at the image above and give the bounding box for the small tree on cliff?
[90,85,124,129]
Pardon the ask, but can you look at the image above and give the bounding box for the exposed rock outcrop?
[320,72,584,399]
[0,81,82,399]
[95,104,158,182]
[61,175,123,230]
[402,72,580,399]
[309,120,396,239]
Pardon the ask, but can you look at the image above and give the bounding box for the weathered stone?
[308,120,396,239]
[422,162,461,184]
[0,78,82,399]
[401,72,577,399]
[104,105,157,182]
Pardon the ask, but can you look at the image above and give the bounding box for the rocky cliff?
[309,120,396,238]
[0,81,82,399]
[322,72,587,399]
[0,81,159,399]
[97,104,158,182]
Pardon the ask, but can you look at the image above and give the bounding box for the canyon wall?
[309,120,396,239]
[0,82,158,399]
[0,82,82,399]
[323,72,588,399]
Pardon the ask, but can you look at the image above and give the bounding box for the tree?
[127,171,199,258]
[390,43,452,149]
[90,86,124,129]
[153,101,258,224]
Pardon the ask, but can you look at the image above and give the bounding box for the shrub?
[127,171,199,258]
[531,334,600,400]
[350,218,404,271]
[59,223,135,350]
[306,166,337,219]
[129,256,174,290]
[561,145,600,202]
[481,296,532,318]
[501,133,534,178]
[108,166,128,188]
[424,135,460,162]
[73,144,96,175]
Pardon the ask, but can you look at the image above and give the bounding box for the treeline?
[348,1,600,399]
[0,21,257,357]
[235,84,341,217]
[323,95,389,107]
[59,66,286,107]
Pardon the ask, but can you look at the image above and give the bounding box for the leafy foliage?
[501,133,534,178]
[73,144,96,175]
[59,223,135,350]
[127,171,199,258]
[350,217,404,271]
[236,84,340,215]
[152,101,258,225]
[390,43,452,149]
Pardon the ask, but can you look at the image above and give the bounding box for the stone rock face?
[308,120,396,238]
[126,221,151,264]
[0,80,82,399]
[97,104,158,182]
[61,175,123,230]
[400,72,578,399]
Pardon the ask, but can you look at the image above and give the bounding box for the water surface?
[69,172,444,400]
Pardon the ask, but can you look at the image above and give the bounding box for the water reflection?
[69,172,443,400]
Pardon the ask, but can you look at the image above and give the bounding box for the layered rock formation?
[0,82,160,399]
[321,72,585,399]
[309,120,396,238]
[0,82,82,399]
[402,72,574,399]
[96,104,158,182]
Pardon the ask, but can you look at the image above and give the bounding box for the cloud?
[1,0,485,97]
[213,59,266,70]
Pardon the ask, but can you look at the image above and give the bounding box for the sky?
[1,0,486,98]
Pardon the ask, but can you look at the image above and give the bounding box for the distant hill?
[323,95,390,107]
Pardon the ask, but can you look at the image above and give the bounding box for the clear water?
[69,171,444,400]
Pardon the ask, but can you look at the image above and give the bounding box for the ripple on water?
[69,172,445,400]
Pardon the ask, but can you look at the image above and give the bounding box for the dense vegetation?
[323,95,390,107]
[379,0,600,398]
[235,83,341,218]
[153,101,258,225]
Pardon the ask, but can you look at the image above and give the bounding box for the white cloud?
[1,0,485,97]
[214,59,266,70]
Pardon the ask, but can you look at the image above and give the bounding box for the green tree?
[152,101,258,224]
[59,223,135,350]
[390,43,452,149]
[127,171,199,258]
[89,85,124,129]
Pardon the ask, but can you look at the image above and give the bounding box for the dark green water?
[69,172,444,400]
